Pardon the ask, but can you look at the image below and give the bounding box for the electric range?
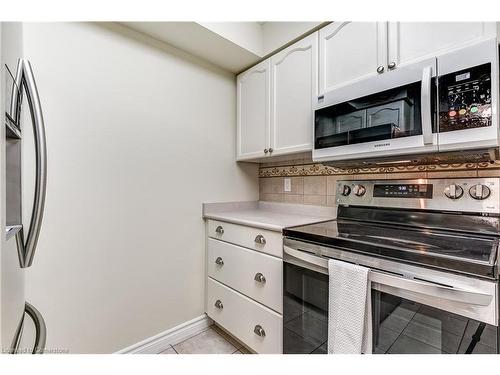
[282,178,500,354]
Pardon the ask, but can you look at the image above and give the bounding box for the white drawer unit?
[207,219,282,258]
[207,278,283,354]
[207,238,283,313]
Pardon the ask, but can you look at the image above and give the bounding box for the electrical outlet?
[284,178,291,192]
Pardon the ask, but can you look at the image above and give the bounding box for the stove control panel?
[336,178,500,214]
[373,183,432,198]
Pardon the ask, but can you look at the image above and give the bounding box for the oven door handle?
[420,64,434,145]
[370,272,493,307]
[284,246,328,270]
[283,246,493,307]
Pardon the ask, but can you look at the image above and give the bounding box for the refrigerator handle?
[13,59,47,268]
[24,302,47,354]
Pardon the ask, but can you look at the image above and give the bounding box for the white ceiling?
[121,22,323,73]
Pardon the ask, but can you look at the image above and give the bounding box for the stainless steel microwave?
[313,38,499,163]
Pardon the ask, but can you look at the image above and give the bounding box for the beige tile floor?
[160,324,252,354]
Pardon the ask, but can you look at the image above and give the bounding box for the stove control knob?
[444,184,464,199]
[469,184,491,200]
[353,184,366,197]
[341,185,351,196]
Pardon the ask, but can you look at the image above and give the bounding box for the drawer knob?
[215,257,224,266]
[214,300,223,310]
[215,226,224,235]
[376,65,385,74]
[254,234,266,245]
[254,325,266,337]
[254,272,266,284]
[388,61,397,70]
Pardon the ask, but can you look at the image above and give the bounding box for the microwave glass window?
[314,81,434,150]
[438,63,492,133]
[372,291,498,354]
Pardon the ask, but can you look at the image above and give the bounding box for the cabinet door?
[388,22,498,68]
[237,59,270,160]
[319,21,387,94]
[270,32,318,156]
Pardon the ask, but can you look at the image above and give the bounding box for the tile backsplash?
[259,158,500,206]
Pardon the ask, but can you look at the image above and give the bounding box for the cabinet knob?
[264,149,269,154]
[268,148,273,153]
[254,272,266,284]
[254,234,266,245]
[215,257,224,266]
[214,300,223,310]
[377,65,385,74]
[215,226,224,235]
[254,325,266,337]
[388,61,397,70]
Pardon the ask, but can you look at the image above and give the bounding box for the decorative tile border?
[259,160,500,178]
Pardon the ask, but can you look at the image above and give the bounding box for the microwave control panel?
[438,63,491,133]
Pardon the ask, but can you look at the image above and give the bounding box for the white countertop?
[202,201,336,232]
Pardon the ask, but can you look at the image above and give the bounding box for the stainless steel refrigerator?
[1,22,47,354]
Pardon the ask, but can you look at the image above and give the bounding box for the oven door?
[313,57,438,163]
[283,243,499,354]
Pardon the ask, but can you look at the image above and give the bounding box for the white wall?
[21,22,258,353]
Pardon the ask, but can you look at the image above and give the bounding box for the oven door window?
[314,80,436,150]
[372,290,498,354]
[283,261,498,354]
[283,262,329,354]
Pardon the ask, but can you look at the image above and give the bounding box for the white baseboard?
[116,314,213,354]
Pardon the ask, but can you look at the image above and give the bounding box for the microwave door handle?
[14,59,47,268]
[370,271,493,306]
[421,65,433,145]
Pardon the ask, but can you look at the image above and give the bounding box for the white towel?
[328,259,372,354]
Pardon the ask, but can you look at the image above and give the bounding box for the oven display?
[373,184,433,198]
[438,63,492,133]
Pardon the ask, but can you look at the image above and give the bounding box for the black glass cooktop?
[283,219,500,278]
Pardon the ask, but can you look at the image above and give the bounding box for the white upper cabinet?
[237,22,500,162]
[237,60,270,160]
[270,32,318,156]
[319,22,387,94]
[388,22,498,68]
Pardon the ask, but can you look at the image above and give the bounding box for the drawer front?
[207,220,282,258]
[207,278,283,354]
[208,238,283,313]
